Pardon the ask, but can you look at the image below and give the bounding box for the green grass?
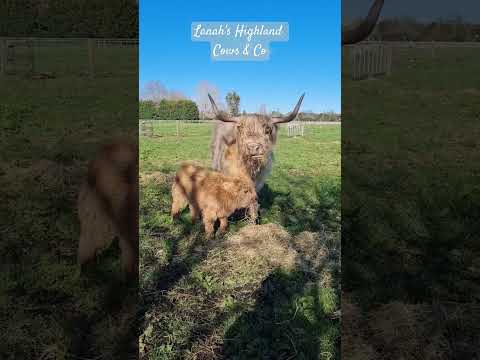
[342,45,480,356]
[139,121,341,359]
[0,45,138,359]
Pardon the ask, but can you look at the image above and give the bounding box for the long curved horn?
[342,0,384,45]
[272,93,305,124]
[208,93,238,123]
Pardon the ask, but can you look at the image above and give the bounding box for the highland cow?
[209,93,305,193]
[77,137,139,280]
[171,163,257,238]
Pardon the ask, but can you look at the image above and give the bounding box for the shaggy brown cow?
[77,137,139,280]
[171,163,257,238]
[209,93,304,193]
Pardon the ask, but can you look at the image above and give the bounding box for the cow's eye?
[264,126,272,134]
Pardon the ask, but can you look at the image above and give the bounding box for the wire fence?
[139,119,339,138]
[349,43,392,80]
[0,37,137,77]
[287,122,305,137]
[345,41,480,80]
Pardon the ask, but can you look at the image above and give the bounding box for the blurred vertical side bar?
[342,0,480,358]
[0,1,139,359]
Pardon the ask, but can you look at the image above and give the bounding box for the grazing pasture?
[0,43,137,359]
[342,44,480,357]
[139,121,341,359]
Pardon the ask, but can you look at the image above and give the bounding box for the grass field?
[342,45,480,357]
[0,45,138,359]
[139,121,341,359]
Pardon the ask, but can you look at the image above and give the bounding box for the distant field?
[139,121,341,359]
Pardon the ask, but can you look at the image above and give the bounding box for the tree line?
[367,17,480,42]
[0,0,138,38]
[139,100,200,120]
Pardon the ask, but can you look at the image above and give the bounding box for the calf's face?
[231,179,257,208]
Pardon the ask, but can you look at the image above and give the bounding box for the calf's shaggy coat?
[171,163,257,238]
[77,137,139,279]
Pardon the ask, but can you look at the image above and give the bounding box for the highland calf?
[171,163,257,238]
[77,137,139,280]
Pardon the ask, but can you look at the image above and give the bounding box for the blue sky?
[140,0,340,114]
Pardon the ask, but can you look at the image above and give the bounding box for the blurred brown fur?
[171,163,257,238]
[77,136,139,280]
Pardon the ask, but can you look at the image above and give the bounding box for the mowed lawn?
[139,121,341,359]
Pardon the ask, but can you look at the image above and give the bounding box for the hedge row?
[139,100,199,120]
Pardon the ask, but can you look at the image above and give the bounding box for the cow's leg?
[189,204,199,223]
[77,182,116,273]
[217,217,228,236]
[171,182,187,219]
[247,202,259,224]
[77,231,98,271]
[119,234,138,281]
[212,139,223,171]
[203,210,216,239]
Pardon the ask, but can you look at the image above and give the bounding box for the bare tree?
[140,81,168,102]
[140,81,186,101]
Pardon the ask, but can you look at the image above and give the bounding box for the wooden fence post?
[29,39,35,74]
[0,39,6,76]
[88,39,95,78]
[387,45,392,76]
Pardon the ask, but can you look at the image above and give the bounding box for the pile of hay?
[182,223,341,306]
[342,293,480,359]
[139,171,169,186]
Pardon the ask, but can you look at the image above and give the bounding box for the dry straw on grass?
[342,293,480,360]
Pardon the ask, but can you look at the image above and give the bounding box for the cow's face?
[235,115,277,163]
[208,93,304,154]
[208,93,304,177]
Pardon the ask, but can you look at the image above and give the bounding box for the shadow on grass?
[72,239,139,359]
[221,219,340,360]
[222,271,338,360]
[222,178,340,358]
[139,172,341,359]
[259,176,340,234]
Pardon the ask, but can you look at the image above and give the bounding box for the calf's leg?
[217,217,228,236]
